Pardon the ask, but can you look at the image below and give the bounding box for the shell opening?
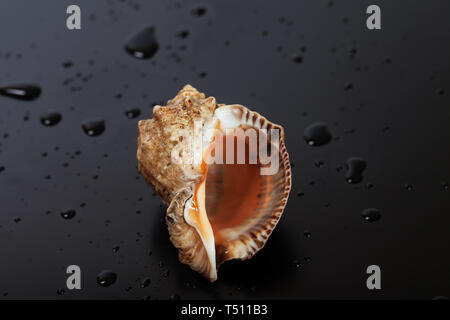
[185,129,286,281]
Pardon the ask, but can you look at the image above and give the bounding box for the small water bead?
[361,208,381,222]
[140,277,151,288]
[190,7,206,17]
[292,54,303,64]
[97,270,117,287]
[314,161,325,168]
[82,120,105,137]
[291,259,301,268]
[0,84,41,100]
[176,30,190,39]
[345,157,367,184]
[436,88,445,96]
[62,61,73,68]
[112,245,120,253]
[441,181,449,191]
[61,208,76,219]
[40,112,62,126]
[304,122,332,146]
[404,183,413,191]
[124,26,159,59]
[125,108,141,119]
[344,83,354,91]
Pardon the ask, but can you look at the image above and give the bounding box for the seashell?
[137,85,291,281]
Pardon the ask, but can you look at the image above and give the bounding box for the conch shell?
[137,85,291,281]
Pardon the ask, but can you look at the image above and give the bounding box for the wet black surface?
[0,0,450,299]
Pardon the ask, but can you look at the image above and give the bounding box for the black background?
[0,0,449,299]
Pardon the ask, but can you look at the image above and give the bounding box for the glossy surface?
[1,0,450,299]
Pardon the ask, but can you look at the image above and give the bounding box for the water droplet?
[82,120,105,137]
[176,30,190,39]
[62,61,73,68]
[441,181,449,191]
[345,157,367,184]
[40,112,62,127]
[124,27,159,59]
[344,83,354,91]
[304,231,311,238]
[112,245,120,253]
[291,259,301,268]
[436,88,445,96]
[304,122,332,146]
[125,108,141,119]
[0,84,41,100]
[61,208,76,220]
[97,270,117,287]
[314,160,325,168]
[140,277,151,288]
[292,54,303,64]
[191,7,206,17]
[361,208,381,222]
[404,183,413,191]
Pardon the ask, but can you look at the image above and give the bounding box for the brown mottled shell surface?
[137,85,291,281]
[137,85,216,204]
